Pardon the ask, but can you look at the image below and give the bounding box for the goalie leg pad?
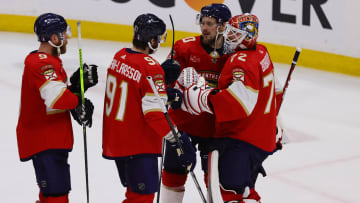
[115,156,159,194]
[214,139,270,194]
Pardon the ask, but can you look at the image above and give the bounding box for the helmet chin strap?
[210,26,222,59]
[147,41,159,54]
[48,33,64,56]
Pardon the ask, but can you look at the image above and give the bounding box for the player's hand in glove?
[182,78,213,115]
[161,59,181,85]
[69,63,98,94]
[165,131,196,172]
[166,87,183,110]
[70,97,94,127]
[274,117,287,152]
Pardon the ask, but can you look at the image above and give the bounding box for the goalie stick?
[77,21,90,203]
[146,76,207,203]
[277,47,302,114]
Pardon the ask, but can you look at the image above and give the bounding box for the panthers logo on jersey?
[153,74,165,92]
[41,64,58,80]
[232,68,245,82]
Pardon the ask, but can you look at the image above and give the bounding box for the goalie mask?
[223,14,259,54]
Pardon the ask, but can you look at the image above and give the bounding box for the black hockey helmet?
[133,13,166,43]
[34,13,68,42]
[197,3,232,24]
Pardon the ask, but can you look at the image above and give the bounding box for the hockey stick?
[277,47,302,115]
[169,14,175,60]
[77,21,90,203]
[146,76,207,203]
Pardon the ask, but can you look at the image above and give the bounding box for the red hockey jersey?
[102,48,171,158]
[169,36,229,138]
[210,44,281,152]
[16,51,79,161]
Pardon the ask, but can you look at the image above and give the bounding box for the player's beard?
[202,34,216,47]
[51,43,67,56]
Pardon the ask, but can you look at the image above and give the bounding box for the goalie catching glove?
[182,78,214,115]
[69,63,98,94]
[70,97,94,127]
[165,130,196,172]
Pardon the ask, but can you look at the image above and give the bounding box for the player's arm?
[171,38,191,69]
[140,64,171,137]
[182,58,259,121]
[30,61,79,110]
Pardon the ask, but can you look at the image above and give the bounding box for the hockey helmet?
[196,3,232,24]
[34,13,70,42]
[133,13,166,43]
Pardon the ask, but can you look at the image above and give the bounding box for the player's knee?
[39,178,71,197]
[124,187,154,203]
[162,169,188,187]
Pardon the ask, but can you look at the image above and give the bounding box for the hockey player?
[182,13,284,202]
[160,3,232,202]
[102,13,194,203]
[16,13,98,203]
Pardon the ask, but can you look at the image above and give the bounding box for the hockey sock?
[123,187,154,203]
[245,188,261,202]
[46,194,69,203]
[162,169,188,187]
[38,191,47,203]
[220,187,244,202]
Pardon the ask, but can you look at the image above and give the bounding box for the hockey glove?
[183,82,213,115]
[165,132,196,172]
[176,67,201,89]
[166,87,183,110]
[70,97,94,127]
[69,63,98,94]
[161,59,181,85]
[275,118,287,152]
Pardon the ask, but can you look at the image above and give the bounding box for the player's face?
[200,17,218,45]
[60,31,68,54]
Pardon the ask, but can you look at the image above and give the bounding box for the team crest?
[41,65,57,80]
[190,55,200,63]
[153,74,165,92]
[232,68,245,82]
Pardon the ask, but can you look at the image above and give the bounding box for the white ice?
[1,31,359,203]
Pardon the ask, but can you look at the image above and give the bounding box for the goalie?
[181,14,284,202]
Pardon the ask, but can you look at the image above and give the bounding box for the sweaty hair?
[132,39,147,51]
